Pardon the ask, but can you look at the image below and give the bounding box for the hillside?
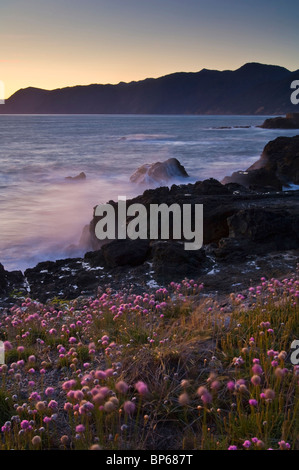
[1,62,299,114]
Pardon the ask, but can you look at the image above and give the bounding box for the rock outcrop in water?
[247,135,299,185]
[260,113,299,129]
[130,158,189,185]
[222,135,299,188]
[221,168,282,191]
[65,172,86,181]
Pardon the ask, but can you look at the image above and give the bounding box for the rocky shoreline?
[259,113,299,130]
[1,183,298,307]
[1,135,299,308]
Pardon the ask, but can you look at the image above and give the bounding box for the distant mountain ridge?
[1,62,299,115]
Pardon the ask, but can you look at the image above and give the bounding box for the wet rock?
[227,207,299,251]
[101,239,151,268]
[260,113,299,129]
[222,135,299,188]
[194,178,231,195]
[222,168,282,190]
[211,238,249,260]
[65,172,86,181]
[0,263,7,294]
[24,257,98,302]
[223,183,254,194]
[130,158,189,185]
[247,135,299,185]
[151,241,210,282]
[203,205,234,244]
[84,249,105,268]
[0,263,24,296]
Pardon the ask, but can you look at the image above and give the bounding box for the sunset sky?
[1,0,298,99]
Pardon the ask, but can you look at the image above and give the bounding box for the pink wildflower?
[115,381,129,394]
[135,381,149,396]
[123,401,136,415]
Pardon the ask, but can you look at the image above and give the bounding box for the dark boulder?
[0,263,7,294]
[101,239,151,268]
[260,113,299,129]
[65,172,86,181]
[223,182,254,194]
[227,207,299,251]
[130,158,189,185]
[24,257,103,302]
[84,249,105,268]
[248,135,299,185]
[151,241,210,282]
[194,178,231,195]
[0,263,24,296]
[211,238,249,261]
[222,168,282,191]
[222,135,299,188]
[203,205,234,244]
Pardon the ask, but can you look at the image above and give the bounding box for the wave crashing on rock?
[130,157,189,186]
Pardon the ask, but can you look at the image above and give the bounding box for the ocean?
[0,114,298,272]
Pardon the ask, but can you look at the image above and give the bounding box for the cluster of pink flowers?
[228,437,290,450]
[0,275,297,450]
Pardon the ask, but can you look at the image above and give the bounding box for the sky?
[0,0,298,99]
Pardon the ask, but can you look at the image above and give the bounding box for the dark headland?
[260,113,299,129]
[1,62,299,115]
